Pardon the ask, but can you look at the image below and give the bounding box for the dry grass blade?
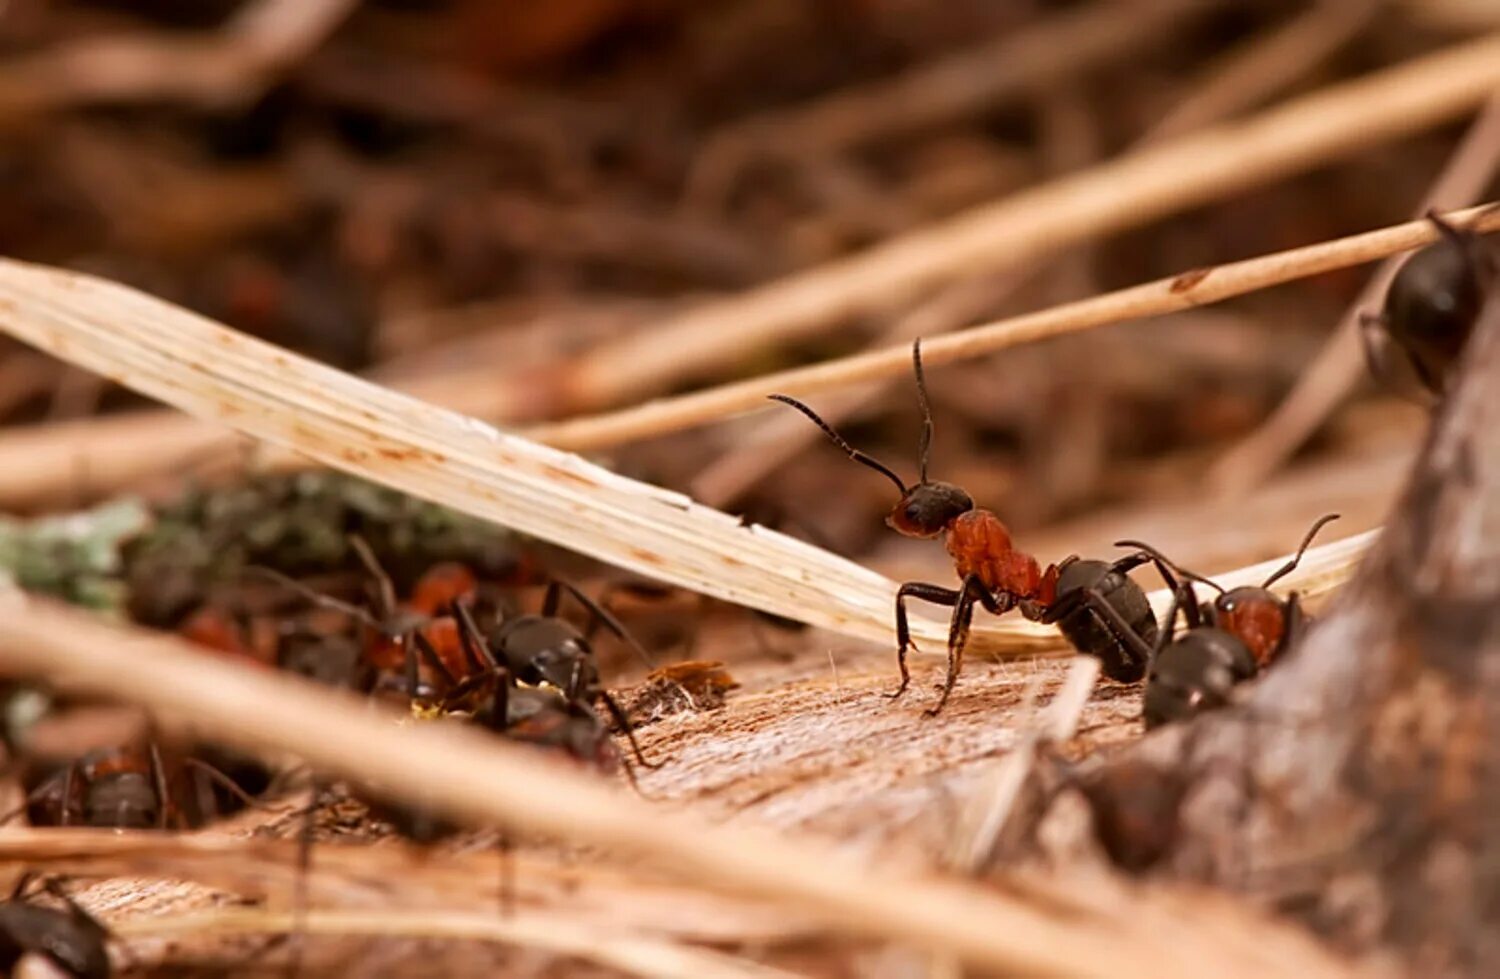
[0,0,359,118]
[565,34,1500,412]
[685,0,1217,205]
[0,256,1370,653]
[0,257,975,652]
[113,909,800,979]
[532,206,1500,450]
[0,596,1351,979]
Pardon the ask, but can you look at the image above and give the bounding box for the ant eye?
[905,503,924,524]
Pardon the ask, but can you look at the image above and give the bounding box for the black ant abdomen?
[0,876,111,979]
[1042,557,1159,683]
[1364,213,1495,395]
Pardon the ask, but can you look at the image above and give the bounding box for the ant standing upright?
[772,340,1160,715]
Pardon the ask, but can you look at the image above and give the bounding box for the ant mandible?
[1362,211,1496,397]
[772,340,1159,715]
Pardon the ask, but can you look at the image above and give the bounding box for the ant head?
[771,339,973,537]
[885,482,974,538]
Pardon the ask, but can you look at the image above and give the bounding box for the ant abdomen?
[1367,214,1495,394]
[1047,558,1158,683]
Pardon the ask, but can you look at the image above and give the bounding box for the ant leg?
[40,878,106,932]
[455,602,499,671]
[545,581,657,670]
[497,832,514,918]
[925,576,987,718]
[1075,588,1158,680]
[1146,583,1192,675]
[1278,592,1306,665]
[148,742,171,830]
[0,769,70,827]
[60,762,76,827]
[411,630,459,692]
[892,582,961,700]
[597,691,661,770]
[8,870,34,901]
[348,534,398,621]
[181,758,274,813]
[290,779,324,979]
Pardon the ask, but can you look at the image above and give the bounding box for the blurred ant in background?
[0,874,110,979]
[1362,211,1496,397]
[10,736,271,831]
[773,340,1159,715]
[1119,514,1339,727]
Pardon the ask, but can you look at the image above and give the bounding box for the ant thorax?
[943,509,1044,597]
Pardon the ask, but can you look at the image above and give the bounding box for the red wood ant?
[442,599,658,773]
[1119,514,1339,727]
[14,738,271,831]
[0,874,110,979]
[1362,212,1496,396]
[772,340,1159,715]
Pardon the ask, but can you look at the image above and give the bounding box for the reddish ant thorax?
[178,607,279,667]
[942,510,1049,600]
[407,562,479,617]
[363,562,482,677]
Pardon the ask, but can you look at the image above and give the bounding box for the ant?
[0,874,110,979]
[13,738,271,831]
[443,599,658,773]
[772,340,1159,715]
[1361,211,1496,397]
[1118,514,1339,728]
[260,542,661,768]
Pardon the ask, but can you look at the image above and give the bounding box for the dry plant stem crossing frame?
[0,258,1366,654]
[113,909,802,979]
[566,32,1500,412]
[0,596,1356,979]
[531,205,1500,450]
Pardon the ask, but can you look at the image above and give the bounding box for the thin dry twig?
[566,34,1500,414]
[530,206,1500,451]
[684,0,1217,206]
[1207,92,1500,495]
[0,597,1354,979]
[113,908,800,979]
[692,4,1369,509]
[1,44,1497,508]
[0,0,359,119]
[1144,0,1381,141]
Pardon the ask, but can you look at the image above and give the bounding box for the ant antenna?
[1114,539,1226,595]
[245,567,383,631]
[1261,513,1340,589]
[348,534,397,619]
[767,394,908,495]
[912,340,934,484]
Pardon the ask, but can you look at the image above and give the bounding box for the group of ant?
[0,540,684,975]
[770,209,1494,720]
[0,212,1489,979]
